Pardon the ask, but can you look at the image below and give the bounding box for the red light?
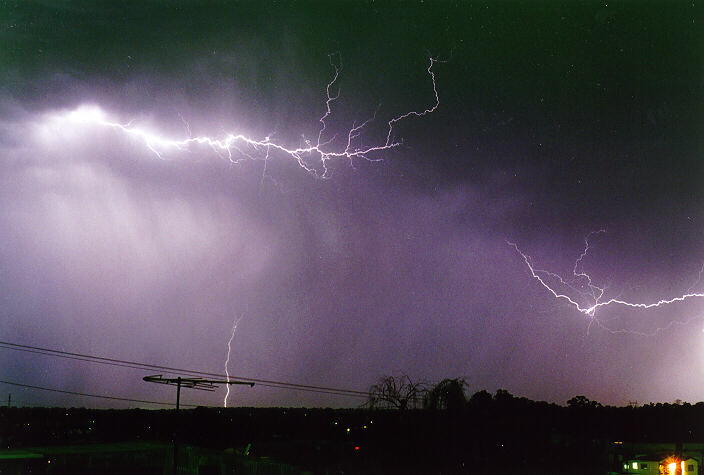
[354,446,360,451]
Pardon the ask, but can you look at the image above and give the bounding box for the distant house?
[610,442,703,475]
[621,457,698,474]
[622,459,659,474]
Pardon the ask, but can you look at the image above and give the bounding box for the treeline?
[2,391,704,473]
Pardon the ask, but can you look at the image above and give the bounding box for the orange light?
[682,461,685,473]
[668,462,677,475]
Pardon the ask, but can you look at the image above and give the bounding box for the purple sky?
[0,1,701,408]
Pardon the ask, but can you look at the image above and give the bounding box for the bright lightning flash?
[49,56,442,178]
[509,231,704,335]
[224,314,244,408]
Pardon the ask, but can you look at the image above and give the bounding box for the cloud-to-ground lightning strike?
[224,314,244,408]
[509,233,704,335]
[50,56,442,179]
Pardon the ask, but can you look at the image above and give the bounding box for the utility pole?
[143,375,254,474]
[7,393,10,407]
[175,377,181,410]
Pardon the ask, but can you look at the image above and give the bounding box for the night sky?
[0,1,701,408]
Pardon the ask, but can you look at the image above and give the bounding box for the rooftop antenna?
[143,374,254,410]
[143,374,254,474]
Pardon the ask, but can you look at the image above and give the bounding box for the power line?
[0,340,369,399]
[0,378,196,407]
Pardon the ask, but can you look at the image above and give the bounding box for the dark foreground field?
[2,392,704,474]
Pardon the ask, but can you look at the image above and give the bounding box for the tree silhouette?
[567,395,603,409]
[366,374,426,410]
[424,378,467,412]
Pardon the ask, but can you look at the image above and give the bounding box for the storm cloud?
[0,1,701,408]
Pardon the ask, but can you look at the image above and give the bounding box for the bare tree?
[366,373,427,410]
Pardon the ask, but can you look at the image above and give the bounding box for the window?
[641,463,648,469]
[632,462,638,470]
[687,465,694,472]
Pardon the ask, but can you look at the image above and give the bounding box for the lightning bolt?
[509,232,704,336]
[49,55,442,179]
[224,314,244,408]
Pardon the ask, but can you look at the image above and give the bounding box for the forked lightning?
[53,56,442,179]
[509,232,704,335]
